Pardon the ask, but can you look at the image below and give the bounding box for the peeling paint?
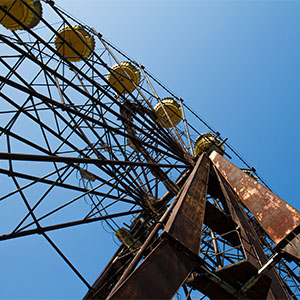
[210,151,300,259]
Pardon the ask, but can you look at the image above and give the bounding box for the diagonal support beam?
[0,152,188,169]
[163,153,210,254]
[213,166,289,299]
[106,154,210,300]
[107,238,199,300]
[210,151,300,260]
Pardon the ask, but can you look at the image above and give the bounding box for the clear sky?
[1,0,300,298]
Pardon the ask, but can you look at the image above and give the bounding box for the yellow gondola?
[54,25,95,62]
[0,0,12,5]
[154,98,182,128]
[194,133,224,156]
[107,61,140,94]
[114,227,142,252]
[0,0,42,30]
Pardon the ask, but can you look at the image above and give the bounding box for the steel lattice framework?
[0,1,299,299]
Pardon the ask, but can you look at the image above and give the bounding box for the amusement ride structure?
[0,1,299,299]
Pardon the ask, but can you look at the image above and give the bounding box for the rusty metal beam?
[84,171,191,299]
[0,210,142,241]
[210,151,300,260]
[107,238,198,300]
[212,166,262,267]
[0,25,187,164]
[236,253,281,298]
[0,152,188,169]
[106,154,210,300]
[211,167,287,299]
[164,153,210,255]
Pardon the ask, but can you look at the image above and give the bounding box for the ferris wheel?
[0,1,299,299]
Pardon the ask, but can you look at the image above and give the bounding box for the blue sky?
[0,0,300,298]
[58,0,300,206]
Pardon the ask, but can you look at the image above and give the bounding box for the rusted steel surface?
[215,167,290,300]
[84,245,133,300]
[107,155,209,300]
[215,260,272,299]
[108,238,198,300]
[191,275,237,300]
[214,167,265,268]
[204,201,240,246]
[210,151,300,248]
[280,228,300,260]
[163,153,210,255]
[0,152,188,168]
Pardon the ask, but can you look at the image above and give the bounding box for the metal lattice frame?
[0,1,299,299]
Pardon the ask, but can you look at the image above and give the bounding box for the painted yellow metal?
[114,227,142,251]
[154,98,182,128]
[0,0,11,5]
[107,62,140,94]
[54,25,95,62]
[194,133,224,156]
[0,0,42,30]
[79,168,96,182]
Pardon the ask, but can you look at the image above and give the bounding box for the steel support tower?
[85,151,300,300]
[0,1,299,299]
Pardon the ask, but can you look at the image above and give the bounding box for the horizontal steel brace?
[0,152,189,168]
[0,210,142,241]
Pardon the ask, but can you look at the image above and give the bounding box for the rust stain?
[164,154,210,255]
[210,151,300,246]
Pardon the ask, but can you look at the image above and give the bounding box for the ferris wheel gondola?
[0,1,299,299]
